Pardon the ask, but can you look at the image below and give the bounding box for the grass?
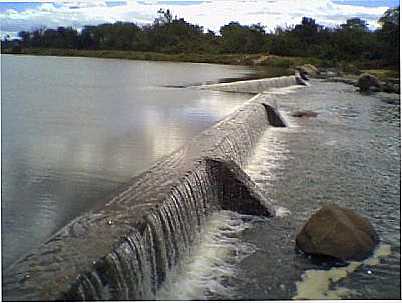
[2,47,322,68]
[3,48,398,81]
[360,69,400,81]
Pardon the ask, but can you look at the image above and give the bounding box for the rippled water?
[239,81,400,300]
[3,55,400,300]
[157,81,400,300]
[1,55,255,268]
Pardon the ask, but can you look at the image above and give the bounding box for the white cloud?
[0,0,390,39]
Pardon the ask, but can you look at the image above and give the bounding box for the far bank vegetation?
[2,7,399,73]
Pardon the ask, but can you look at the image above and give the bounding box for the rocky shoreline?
[295,64,400,104]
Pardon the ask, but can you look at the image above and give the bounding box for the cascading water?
[3,78,297,301]
[61,165,222,300]
[156,210,267,300]
[61,102,277,300]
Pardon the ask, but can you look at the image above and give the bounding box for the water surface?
[240,81,400,300]
[159,82,400,300]
[1,54,255,268]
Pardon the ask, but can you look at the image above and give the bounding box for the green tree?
[219,22,268,53]
[18,31,31,47]
[340,18,369,31]
[378,6,399,66]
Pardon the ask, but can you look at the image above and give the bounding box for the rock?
[291,111,318,118]
[386,77,400,85]
[295,73,309,86]
[376,92,400,105]
[296,205,379,261]
[382,82,400,94]
[300,72,309,81]
[357,73,381,91]
[296,64,320,77]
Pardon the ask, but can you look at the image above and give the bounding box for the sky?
[0,0,399,39]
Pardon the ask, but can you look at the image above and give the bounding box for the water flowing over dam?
[3,75,305,301]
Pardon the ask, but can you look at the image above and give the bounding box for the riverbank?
[3,47,399,84]
[3,47,321,68]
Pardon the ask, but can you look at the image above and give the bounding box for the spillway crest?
[3,76,299,301]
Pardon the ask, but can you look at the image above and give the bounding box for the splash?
[156,210,263,300]
[274,206,292,217]
[293,244,392,300]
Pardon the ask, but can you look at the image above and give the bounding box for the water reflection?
[2,55,255,268]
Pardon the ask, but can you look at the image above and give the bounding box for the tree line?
[2,6,399,68]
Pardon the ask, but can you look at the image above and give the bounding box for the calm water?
[159,82,400,300]
[1,54,255,268]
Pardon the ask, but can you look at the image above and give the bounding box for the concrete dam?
[3,75,308,301]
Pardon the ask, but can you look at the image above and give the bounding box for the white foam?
[156,210,261,300]
[263,84,304,95]
[274,206,291,217]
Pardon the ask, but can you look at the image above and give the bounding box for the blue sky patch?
[138,0,206,5]
[333,0,399,7]
[106,1,127,7]
[0,2,44,13]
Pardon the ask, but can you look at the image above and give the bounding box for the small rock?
[295,74,309,86]
[296,204,379,261]
[291,111,318,118]
[296,64,320,77]
[382,82,400,94]
[357,73,381,92]
[300,71,310,81]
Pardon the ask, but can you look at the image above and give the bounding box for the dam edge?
[3,75,307,301]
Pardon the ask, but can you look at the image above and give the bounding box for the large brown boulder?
[296,205,378,261]
[357,73,381,91]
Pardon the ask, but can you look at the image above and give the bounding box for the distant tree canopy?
[2,6,399,68]
[378,6,400,65]
[219,22,268,53]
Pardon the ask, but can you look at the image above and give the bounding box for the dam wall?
[3,76,301,301]
[198,75,306,93]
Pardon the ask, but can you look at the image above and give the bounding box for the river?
[1,54,255,268]
[158,81,400,300]
[2,55,400,300]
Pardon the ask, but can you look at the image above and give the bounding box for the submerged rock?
[382,82,400,94]
[296,205,378,261]
[357,73,381,92]
[291,111,318,118]
[376,92,400,105]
